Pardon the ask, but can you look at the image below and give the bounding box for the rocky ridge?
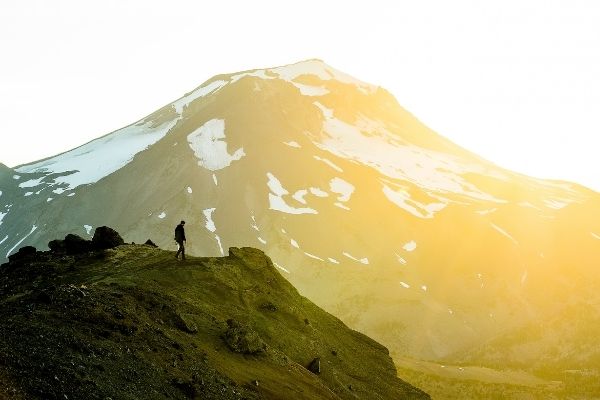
[0,227,428,400]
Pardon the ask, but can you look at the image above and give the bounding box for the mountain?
[1,59,600,397]
[0,229,428,399]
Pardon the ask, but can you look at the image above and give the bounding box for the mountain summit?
[1,60,600,397]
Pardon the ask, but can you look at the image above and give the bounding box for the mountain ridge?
[0,227,429,399]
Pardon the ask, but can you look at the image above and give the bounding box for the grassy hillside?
[0,236,428,400]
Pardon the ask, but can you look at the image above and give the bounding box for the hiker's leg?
[176,242,183,259]
[181,243,186,260]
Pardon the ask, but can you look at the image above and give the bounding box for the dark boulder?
[48,239,66,253]
[307,357,321,375]
[260,302,278,312]
[222,319,266,354]
[64,234,92,254]
[92,226,124,250]
[7,246,37,262]
[144,239,158,248]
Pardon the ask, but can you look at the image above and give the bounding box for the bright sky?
[1,0,599,191]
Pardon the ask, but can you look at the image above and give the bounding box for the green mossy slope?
[0,243,429,400]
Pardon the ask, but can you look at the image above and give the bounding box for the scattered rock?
[307,357,321,374]
[64,234,92,254]
[92,226,124,250]
[174,313,198,334]
[7,246,37,262]
[252,379,259,387]
[222,319,266,354]
[331,349,338,356]
[260,302,277,312]
[48,239,66,253]
[144,239,158,248]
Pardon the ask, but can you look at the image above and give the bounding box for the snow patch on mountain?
[158,212,166,219]
[403,241,417,252]
[293,189,308,204]
[342,251,369,265]
[187,119,245,171]
[173,80,227,113]
[17,118,178,190]
[84,225,92,235]
[203,208,216,232]
[304,252,324,261]
[187,187,193,194]
[491,223,518,244]
[18,177,44,188]
[0,211,6,226]
[269,192,317,214]
[258,237,267,245]
[395,253,408,265]
[267,173,287,196]
[230,70,273,84]
[284,141,301,148]
[0,236,7,245]
[309,187,328,198]
[314,155,343,172]
[214,235,224,256]
[270,60,376,94]
[267,173,318,215]
[329,177,354,202]
[335,202,350,210]
[6,225,37,257]
[382,183,447,219]
[314,102,334,119]
[250,215,259,231]
[400,282,410,289]
[311,103,506,202]
[291,83,329,96]
[273,262,290,274]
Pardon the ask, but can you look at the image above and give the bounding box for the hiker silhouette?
[174,220,186,260]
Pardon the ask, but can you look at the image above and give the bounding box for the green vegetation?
[395,357,598,400]
[0,241,428,399]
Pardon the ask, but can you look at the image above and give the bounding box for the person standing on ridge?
[174,220,186,260]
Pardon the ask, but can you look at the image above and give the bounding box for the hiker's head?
[181,220,185,225]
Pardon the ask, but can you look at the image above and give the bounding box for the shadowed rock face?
[92,226,124,249]
[0,231,429,400]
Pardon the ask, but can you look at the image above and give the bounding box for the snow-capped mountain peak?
[2,61,599,391]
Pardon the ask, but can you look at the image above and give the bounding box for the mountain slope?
[1,59,600,396]
[0,233,428,399]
